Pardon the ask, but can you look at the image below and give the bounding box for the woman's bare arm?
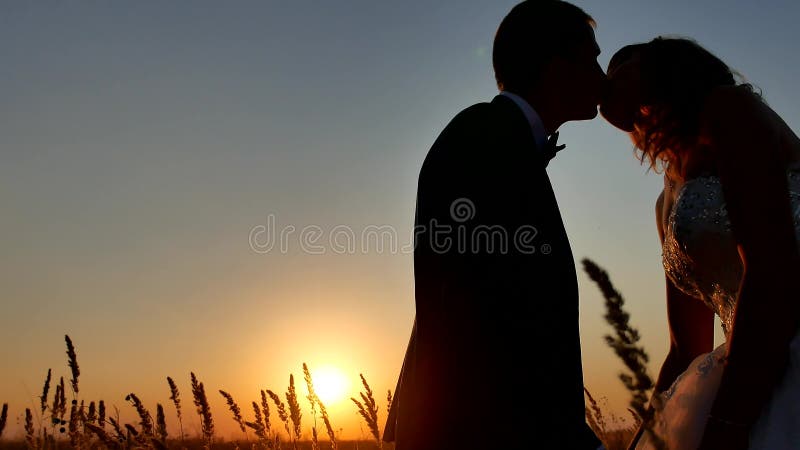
[654,188,716,394]
[628,190,715,450]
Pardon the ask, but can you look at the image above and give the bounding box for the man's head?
[493,1,605,130]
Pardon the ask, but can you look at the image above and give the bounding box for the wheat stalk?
[85,421,120,449]
[302,363,337,450]
[40,369,51,415]
[87,401,96,424]
[79,399,92,448]
[124,423,139,438]
[582,258,666,450]
[65,335,80,396]
[155,403,168,442]
[582,259,653,414]
[285,375,302,444]
[50,376,67,434]
[191,372,215,448]
[219,390,248,436]
[0,404,7,439]
[126,393,154,436]
[319,402,337,450]
[584,387,607,441]
[351,374,380,448]
[267,389,292,447]
[107,416,125,442]
[167,376,185,442]
[58,377,67,422]
[260,390,272,437]
[628,408,642,428]
[68,402,81,448]
[302,364,320,450]
[25,408,35,450]
[151,435,169,450]
[51,379,61,428]
[245,400,270,446]
[98,400,106,429]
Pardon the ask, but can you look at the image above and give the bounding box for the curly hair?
[609,37,761,175]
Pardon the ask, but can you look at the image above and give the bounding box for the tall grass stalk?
[167,376,185,442]
[40,369,51,415]
[351,374,380,448]
[582,258,666,450]
[286,375,302,445]
[25,408,35,450]
[98,400,106,429]
[303,363,337,450]
[126,393,154,437]
[85,422,119,449]
[259,390,272,437]
[65,335,80,396]
[190,372,215,449]
[245,401,271,448]
[0,404,7,440]
[155,403,168,443]
[267,389,292,450]
[302,365,321,450]
[219,390,248,439]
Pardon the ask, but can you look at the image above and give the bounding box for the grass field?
[0,261,652,450]
[0,333,637,450]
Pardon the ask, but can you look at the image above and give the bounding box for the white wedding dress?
[636,170,800,450]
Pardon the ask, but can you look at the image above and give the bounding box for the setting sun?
[309,365,350,405]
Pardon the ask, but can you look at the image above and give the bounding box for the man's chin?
[574,106,599,121]
[599,108,634,132]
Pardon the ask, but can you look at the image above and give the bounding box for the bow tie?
[541,131,566,167]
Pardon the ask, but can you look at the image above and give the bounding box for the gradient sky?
[2,0,799,441]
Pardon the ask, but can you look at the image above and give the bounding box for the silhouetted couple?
[383,1,800,449]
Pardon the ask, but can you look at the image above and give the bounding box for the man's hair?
[493,1,595,93]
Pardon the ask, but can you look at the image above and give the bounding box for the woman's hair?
[493,0,595,94]
[609,37,761,175]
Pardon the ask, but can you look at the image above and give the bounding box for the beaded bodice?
[662,170,800,336]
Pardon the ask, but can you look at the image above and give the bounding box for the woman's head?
[601,36,756,174]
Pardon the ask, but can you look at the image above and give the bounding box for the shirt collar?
[499,90,548,150]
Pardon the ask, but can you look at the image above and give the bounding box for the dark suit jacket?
[384,95,600,450]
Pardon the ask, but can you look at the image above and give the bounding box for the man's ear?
[536,59,561,86]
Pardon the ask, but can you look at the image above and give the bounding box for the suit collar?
[497,91,548,149]
[491,94,544,158]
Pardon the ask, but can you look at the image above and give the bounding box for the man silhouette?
[384,1,606,449]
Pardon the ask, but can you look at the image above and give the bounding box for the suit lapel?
[492,96,575,291]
